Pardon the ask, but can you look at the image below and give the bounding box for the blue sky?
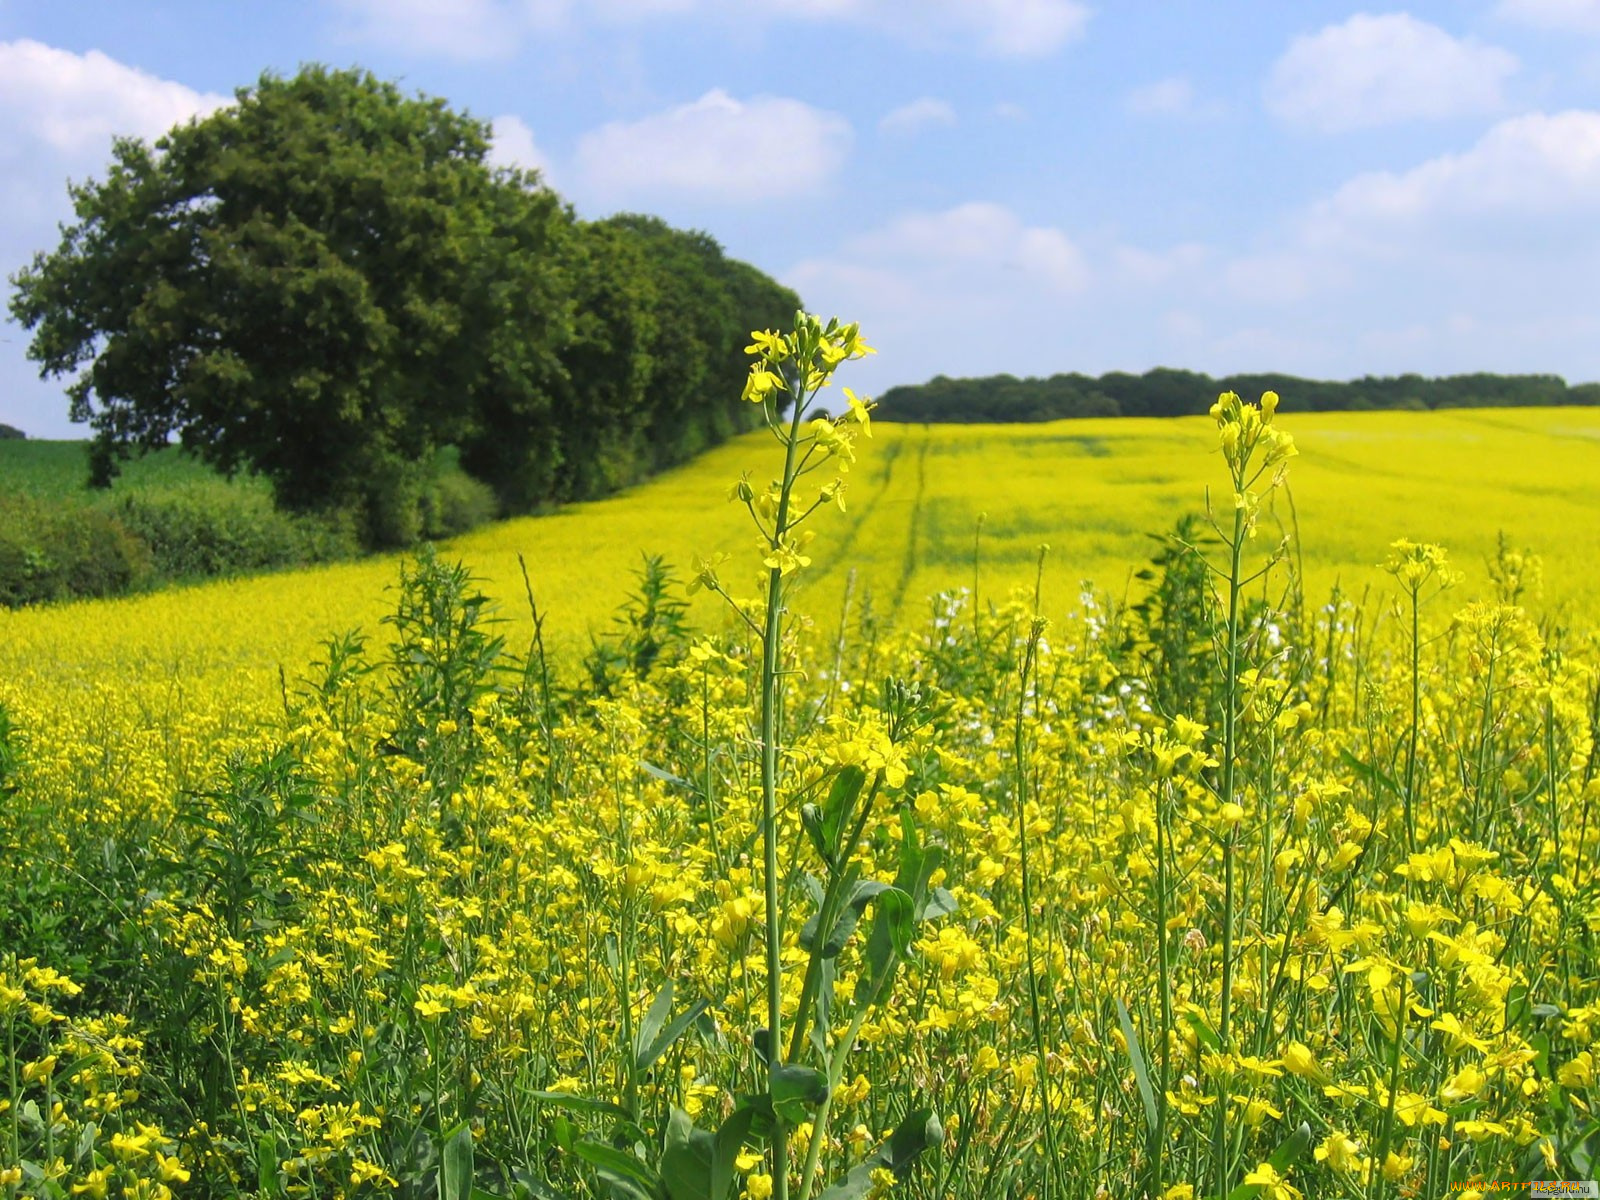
[5,0,1600,437]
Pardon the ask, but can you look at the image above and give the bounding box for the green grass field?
[0,438,261,500]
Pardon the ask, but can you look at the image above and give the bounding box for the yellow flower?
[1280,1042,1329,1084]
[1314,1131,1362,1173]
[1558,1050,1595,1088]
[71,1168,111,1198]
[746,1173,774,1199]
[844,387,874,436]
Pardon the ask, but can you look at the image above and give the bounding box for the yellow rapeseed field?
[2,339,1598,1200]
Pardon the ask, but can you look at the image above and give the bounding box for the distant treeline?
[875,369,1600,423]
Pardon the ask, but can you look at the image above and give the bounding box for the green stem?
[1370,975,1409,1200]
[1404,589,1420,857]
[1211,497,1245,1200]
[1152,781,1173,1200]
[1015,621,1061,1196]
[795,1002,875,1200]
[762,380,811,1200]
[787,777,882,1064]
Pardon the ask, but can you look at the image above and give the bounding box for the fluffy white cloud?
[1311,110,1600,239]
[0,42,230,438]
[1265,13,1518,133]
[0,39,227,155]
[843,203,1087,292]
[785,203,1091,393]
[1495,0,1600,33]
[333,0,1089,59]
[944,0,1090,56]
[879,97,956,135]
[488,114,550,178]
[575,90,851,203]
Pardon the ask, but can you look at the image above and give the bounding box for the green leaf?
[817,1109,943,1200]
[917,886,958,922]
[573,1141,660,1200]
[551,1116,575,1153]
[799,875,885,959]
[256,1133,284,1200]
[660,1108,715,1200]
[801,804,830,865]
[441,1122,475,1200]
[1338,750,1400,798]
[819,766,868,864]
[530,1090,636,1122]
[1183,1009,1222,1054]
[637,981,676,1065]
[640,998,712,1075]
[855,887,914,1007]
[710,1105,757,1200]
[640,761,694,791]
[771,1064,830,1124]
[1116,999,1158,1135]
[1224,1123,1312,1200]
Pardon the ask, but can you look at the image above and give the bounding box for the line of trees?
[9,66,799,547]
[875,368,1600,423]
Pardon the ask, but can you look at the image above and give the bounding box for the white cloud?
[1496,0,1600,33]
[992,102,1029,121]
[1265,13,1518,133]
[488,114,550,178]
[0,42,230,439]
[1125,76,1224,120]
[332,0,526,60]
[879,97,955,135]
[1311,110,1600,239]
[773,0,1091,55]
[1113,241,1210,285]
[333,0,1089,59]
[0,39,227,155]
[785,203,1090,395]
[944,0,1090,56]
[1126,77,1194,117]
[848,203,1089,291]
[575,90,851,203]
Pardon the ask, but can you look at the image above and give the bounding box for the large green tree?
[9,65,571,545]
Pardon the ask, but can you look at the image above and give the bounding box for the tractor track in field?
[807,426,908,585]
[887,427,930,620]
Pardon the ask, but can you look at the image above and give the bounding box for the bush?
[0,496,151,607]
[114,484,312,579]
[421,468,500,539]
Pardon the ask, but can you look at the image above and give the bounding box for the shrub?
[0,495,151,607]
[114,483,309,578]
[420,467,500,539]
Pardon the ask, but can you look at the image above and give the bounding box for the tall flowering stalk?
[1206,390,1296,1200]
[694,313,875,1200]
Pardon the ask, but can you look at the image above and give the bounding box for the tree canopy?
[10,65,799,545]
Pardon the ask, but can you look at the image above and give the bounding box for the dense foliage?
[1,318,1597,1199]
[8,65,797,548]
[876,367,1600,423]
